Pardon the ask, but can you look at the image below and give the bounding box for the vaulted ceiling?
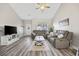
[10,3,61,20]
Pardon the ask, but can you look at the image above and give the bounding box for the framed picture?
[59,18,69,26]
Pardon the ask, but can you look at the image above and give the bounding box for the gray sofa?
[31,30,48,40]
[48,30,73,48]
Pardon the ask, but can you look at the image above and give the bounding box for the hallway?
[0,37,75,56]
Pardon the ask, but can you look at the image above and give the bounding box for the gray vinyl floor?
[0,36,75,56]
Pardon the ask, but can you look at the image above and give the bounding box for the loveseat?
[48,30,73,48]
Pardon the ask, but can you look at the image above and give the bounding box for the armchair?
[53,30,73,48]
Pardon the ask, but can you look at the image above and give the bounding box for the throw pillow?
[50,32,54,36]
[57,34,64,39]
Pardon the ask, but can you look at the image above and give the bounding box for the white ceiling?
[10,3,61,20]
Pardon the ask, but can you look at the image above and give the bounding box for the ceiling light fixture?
[35,3,50,12]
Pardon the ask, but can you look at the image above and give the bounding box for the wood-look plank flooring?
[0,36,75,56]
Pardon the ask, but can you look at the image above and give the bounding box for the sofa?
[31,30,48,40]
[48,30,73,48]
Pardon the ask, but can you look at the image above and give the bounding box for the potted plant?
[49,27,53,33]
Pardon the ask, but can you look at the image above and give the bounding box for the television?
[4,25,17,35]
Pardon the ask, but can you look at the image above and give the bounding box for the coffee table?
[26,40,52,56]
[28,36,49,52]
[30,41,45,51]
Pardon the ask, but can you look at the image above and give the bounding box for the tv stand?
[0,34,19,45]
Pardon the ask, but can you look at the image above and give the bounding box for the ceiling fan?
[35,3,50,11]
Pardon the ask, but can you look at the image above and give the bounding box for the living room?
[0,3,79,56]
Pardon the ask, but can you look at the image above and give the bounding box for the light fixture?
[35,3,50,12]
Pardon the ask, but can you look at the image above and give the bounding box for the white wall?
[53,3,79,47]
[0,3,22,27]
